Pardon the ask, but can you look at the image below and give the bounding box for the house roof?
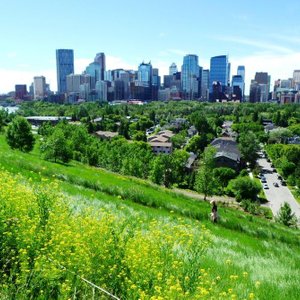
[149,142,172,148]
[95,131,118,138]
[211,137,241,162]
[186,152,197,168]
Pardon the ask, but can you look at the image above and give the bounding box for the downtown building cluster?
[10,49,300,104]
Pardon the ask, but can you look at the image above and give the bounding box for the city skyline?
[1,0,300,93]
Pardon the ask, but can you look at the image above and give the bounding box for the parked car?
[281,180,287,186]
[261,178,267,183]
[273,182,279,187]
[263,184,269,189]
[277,175,282,180]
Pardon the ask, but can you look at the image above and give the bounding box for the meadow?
[0,134,300,299]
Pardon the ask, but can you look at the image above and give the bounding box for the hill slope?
[0,135,299,299]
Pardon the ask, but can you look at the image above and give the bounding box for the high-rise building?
[209,55,230,95]
[33,76,46,99]
[254,72,270,102]
[201,69,210,100]
[293,70,300,90]
[181,54,200,100]
[85,62,101,86]
[249,80,261,103]
[169,63,178,75]
[94,53,106,81]
[95,80,107,101]
[138,62,152,87]
[237,66,245,81]
[66,74,84,94]
[15,85,27,100]
[232,75,243,101]
[56,49,74,94]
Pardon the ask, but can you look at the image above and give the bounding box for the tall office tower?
[237,66,245,81]
[138,62,152,86]
[201,69,210,100]
[254,72,270,102]
[249,80,261,103]
[33,76,46,99]
[94,53,106,80]
[137,62,153,100]
[209,55,230,95]
[85,62,101,87]
[95,80,107,101]
[152,68,160,100]
[232,75,243,101]
[181,54,200,100]
[169,63,178,75]
[293,70,300,90]
[66,74,84,94]
[56,49,74,94]
[15,84,27,100]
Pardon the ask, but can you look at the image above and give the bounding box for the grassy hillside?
[0,134,299,299]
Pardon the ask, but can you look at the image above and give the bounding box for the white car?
[263,184,269,189]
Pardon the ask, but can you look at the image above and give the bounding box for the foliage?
[238,131,260,167]
[276,202,298,227]
[194,146,216,200]
[1,133,300,299]
[40,127,72,163]
[6,116,35,152]
[213,167,237,194]
[268,128,293,144]
[227,176,261,202]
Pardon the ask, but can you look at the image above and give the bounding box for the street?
[257,157,300,222]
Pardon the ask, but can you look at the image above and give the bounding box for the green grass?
[0,134,300,299]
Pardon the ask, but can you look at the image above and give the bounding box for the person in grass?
[210,200,218,223]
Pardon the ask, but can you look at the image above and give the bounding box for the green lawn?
[0,134,300,299]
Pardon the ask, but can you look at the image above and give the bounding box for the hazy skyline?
[1,0,300,93]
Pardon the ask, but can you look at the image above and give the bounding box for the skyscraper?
[254,72,270,102]
[209,55,230,95]
[181,54,200,100]
[237,66,245,99]
[293,70,300,90]
[56,49,74,94]
[201,69,210,100]
[15,85,27,100]
[138,62,152,87]
[237,66,245,82]
[33,76,46,99]
[169,63,178,76]
[85,62,101,86]
[94,53,106,81]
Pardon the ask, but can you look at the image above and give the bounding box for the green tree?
[6,116,35,152]
[194,146,216,200]
[276,202,297,227]
[149,155,165,185]
[132,131,147,142]
[213,167,236,194]
[238,131,260,167]
[171,149,190,186]
[227,176,261,202]
[190,112,211,135]
[40,128,72,163]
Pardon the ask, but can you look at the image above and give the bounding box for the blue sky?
[1,0,300,94]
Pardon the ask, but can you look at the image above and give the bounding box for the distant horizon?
[1,0,300,94]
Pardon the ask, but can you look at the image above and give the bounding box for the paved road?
[257,157,300,221]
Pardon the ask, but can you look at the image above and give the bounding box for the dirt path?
[173,188,237,204]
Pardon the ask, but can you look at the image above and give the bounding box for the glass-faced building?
[138,62,152,87]
[94,53,106,81]
[209,55,230,94]
[56,49,74,94]
[181,54,200,100]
